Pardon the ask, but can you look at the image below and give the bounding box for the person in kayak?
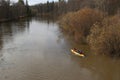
[73,48,83,54]
[78,50,83,54]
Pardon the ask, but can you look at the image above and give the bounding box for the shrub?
[59,8,103,43]
[87,15,120,57]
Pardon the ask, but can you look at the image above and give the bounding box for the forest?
[0,0,31,22]
[33,0,120,16]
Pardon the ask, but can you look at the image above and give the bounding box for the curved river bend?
[0,18,120,80]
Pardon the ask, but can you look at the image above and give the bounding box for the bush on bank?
[87,15,120,57]
[59,7,120,57]
[59,8,103,43]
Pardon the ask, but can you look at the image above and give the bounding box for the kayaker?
[78,50,83,54]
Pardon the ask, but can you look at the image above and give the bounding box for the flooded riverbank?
[0,18,120,80]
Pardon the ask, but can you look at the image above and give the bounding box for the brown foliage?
[59,8,103,42]
[87,15,120,57]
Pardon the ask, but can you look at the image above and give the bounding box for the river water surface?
[0,18,120,80]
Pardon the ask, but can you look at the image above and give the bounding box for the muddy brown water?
[0,18,120,80]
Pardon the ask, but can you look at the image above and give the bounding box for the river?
[0,18,120,80]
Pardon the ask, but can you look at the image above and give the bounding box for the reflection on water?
[0,19,30,48]
[0,17,120,80]
[0,18,30,62]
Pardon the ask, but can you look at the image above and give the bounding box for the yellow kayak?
[71,49,85,57]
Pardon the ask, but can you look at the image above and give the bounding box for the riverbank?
[0,16,31,23]
[59,8,120,58]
